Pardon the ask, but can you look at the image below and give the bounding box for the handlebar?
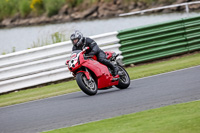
[82,47,90,53]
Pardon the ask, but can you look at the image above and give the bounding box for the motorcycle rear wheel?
[76,72,98,96]
[115,65,130,89]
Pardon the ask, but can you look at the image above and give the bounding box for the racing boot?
[113,65,119,77]
[111,64,121,82]
[112,70,119,81]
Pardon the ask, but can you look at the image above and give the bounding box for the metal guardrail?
[0,32,121,93]
[183,16,200,51]
[119,1,200,17]
[117,15,200,65]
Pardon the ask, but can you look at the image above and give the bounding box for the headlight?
[69,59,78,68]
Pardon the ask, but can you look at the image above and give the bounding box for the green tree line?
[0,0,178,21]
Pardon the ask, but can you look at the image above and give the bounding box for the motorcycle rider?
[70,30,119,77]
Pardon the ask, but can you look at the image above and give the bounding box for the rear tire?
[115,65,130,89]
[76,72,98,96]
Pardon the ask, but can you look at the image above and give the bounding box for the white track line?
[133,65,200,81]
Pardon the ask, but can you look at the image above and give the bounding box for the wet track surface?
[0,66,200,133]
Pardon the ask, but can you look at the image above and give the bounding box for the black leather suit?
[72,37,118,76]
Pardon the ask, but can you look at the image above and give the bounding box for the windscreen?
[70,50,81,59]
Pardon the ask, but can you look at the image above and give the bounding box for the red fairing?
[92,55,97,60]
[66,60,70,65]
[66,49,119,89]
[81,59,118,88]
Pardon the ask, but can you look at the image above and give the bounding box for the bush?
[43,0,66,17]
[66,0,84,8]
[30,0,44,16]
[0,0,19,19]
[19,0,31,18]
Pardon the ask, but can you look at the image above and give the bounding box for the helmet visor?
[72,39,79,45]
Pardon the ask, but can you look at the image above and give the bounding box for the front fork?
[76,68,91,81]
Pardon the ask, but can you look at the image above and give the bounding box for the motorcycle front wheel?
[76,72,98,96]
[115,65,130,89]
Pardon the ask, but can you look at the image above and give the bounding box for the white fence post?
[185,4,189,13]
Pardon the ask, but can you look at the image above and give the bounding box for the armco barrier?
[117,15,200,65]
[0,32,121,93]
[183,16,200,51]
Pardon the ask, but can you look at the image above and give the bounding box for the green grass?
[0,80,79,107]
[0,52,200,107]
[127,52,200,80]
[31,32,67,48]
[43,100,200,133]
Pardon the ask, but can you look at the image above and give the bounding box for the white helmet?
[70,30,83,47]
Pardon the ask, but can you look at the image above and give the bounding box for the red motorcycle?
[66,47,130,96]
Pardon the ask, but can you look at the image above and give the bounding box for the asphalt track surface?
[0,66,200,133]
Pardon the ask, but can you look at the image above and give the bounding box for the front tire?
[115,65,130,89]
[76,72,98,96]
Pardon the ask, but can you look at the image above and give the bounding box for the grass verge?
[0,52,200,107]
[43,100,200,133]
